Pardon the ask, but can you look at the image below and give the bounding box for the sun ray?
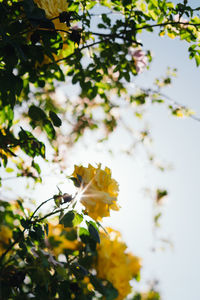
[71,164,119,221]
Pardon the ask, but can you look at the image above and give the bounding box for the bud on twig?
[62,193,73,203]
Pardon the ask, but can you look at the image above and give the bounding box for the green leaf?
[149,0,158,6]
[28,105,47,121]
[0,105,14,127]
[5,167,14,173]
[156,189,167,202]
[89,276,105,294]
[133,294,142,300]
[195,54,200,67]
[43,119,56,139]
[102,14,111,26]
[60,210,75,227]
[79,227,90,243]
[70,263,88,280]
[73,213,83,226]
[104,281,119,300]
[60,211,83,227]
[13,228,24,242]
[88,223,100,243]
[19,128,46,158]
[79,227,89,236]
[20,218,31,229]
[33,224,45,241]
[49,111,62,127]
[32,161,41,174]
[98,23,107,29]
[14,76,23,97]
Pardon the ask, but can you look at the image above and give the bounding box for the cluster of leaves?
[0,191,145,300]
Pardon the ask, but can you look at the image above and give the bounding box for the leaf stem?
[30,197,54,221]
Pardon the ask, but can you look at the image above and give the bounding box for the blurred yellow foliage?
[34,0,68,33]
[96,228,141,300]
[47,223,79,256]
[0,225,12,256]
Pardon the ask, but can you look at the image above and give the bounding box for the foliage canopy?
[0,0,199,299]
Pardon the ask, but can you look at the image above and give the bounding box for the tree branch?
[135,21,200,31]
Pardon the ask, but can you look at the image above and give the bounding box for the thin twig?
[30,197,54,221]
[147,88,200,123]
[136,21,200,31]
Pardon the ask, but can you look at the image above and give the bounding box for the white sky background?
[135,12,200,298]
[1,1,200,299]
